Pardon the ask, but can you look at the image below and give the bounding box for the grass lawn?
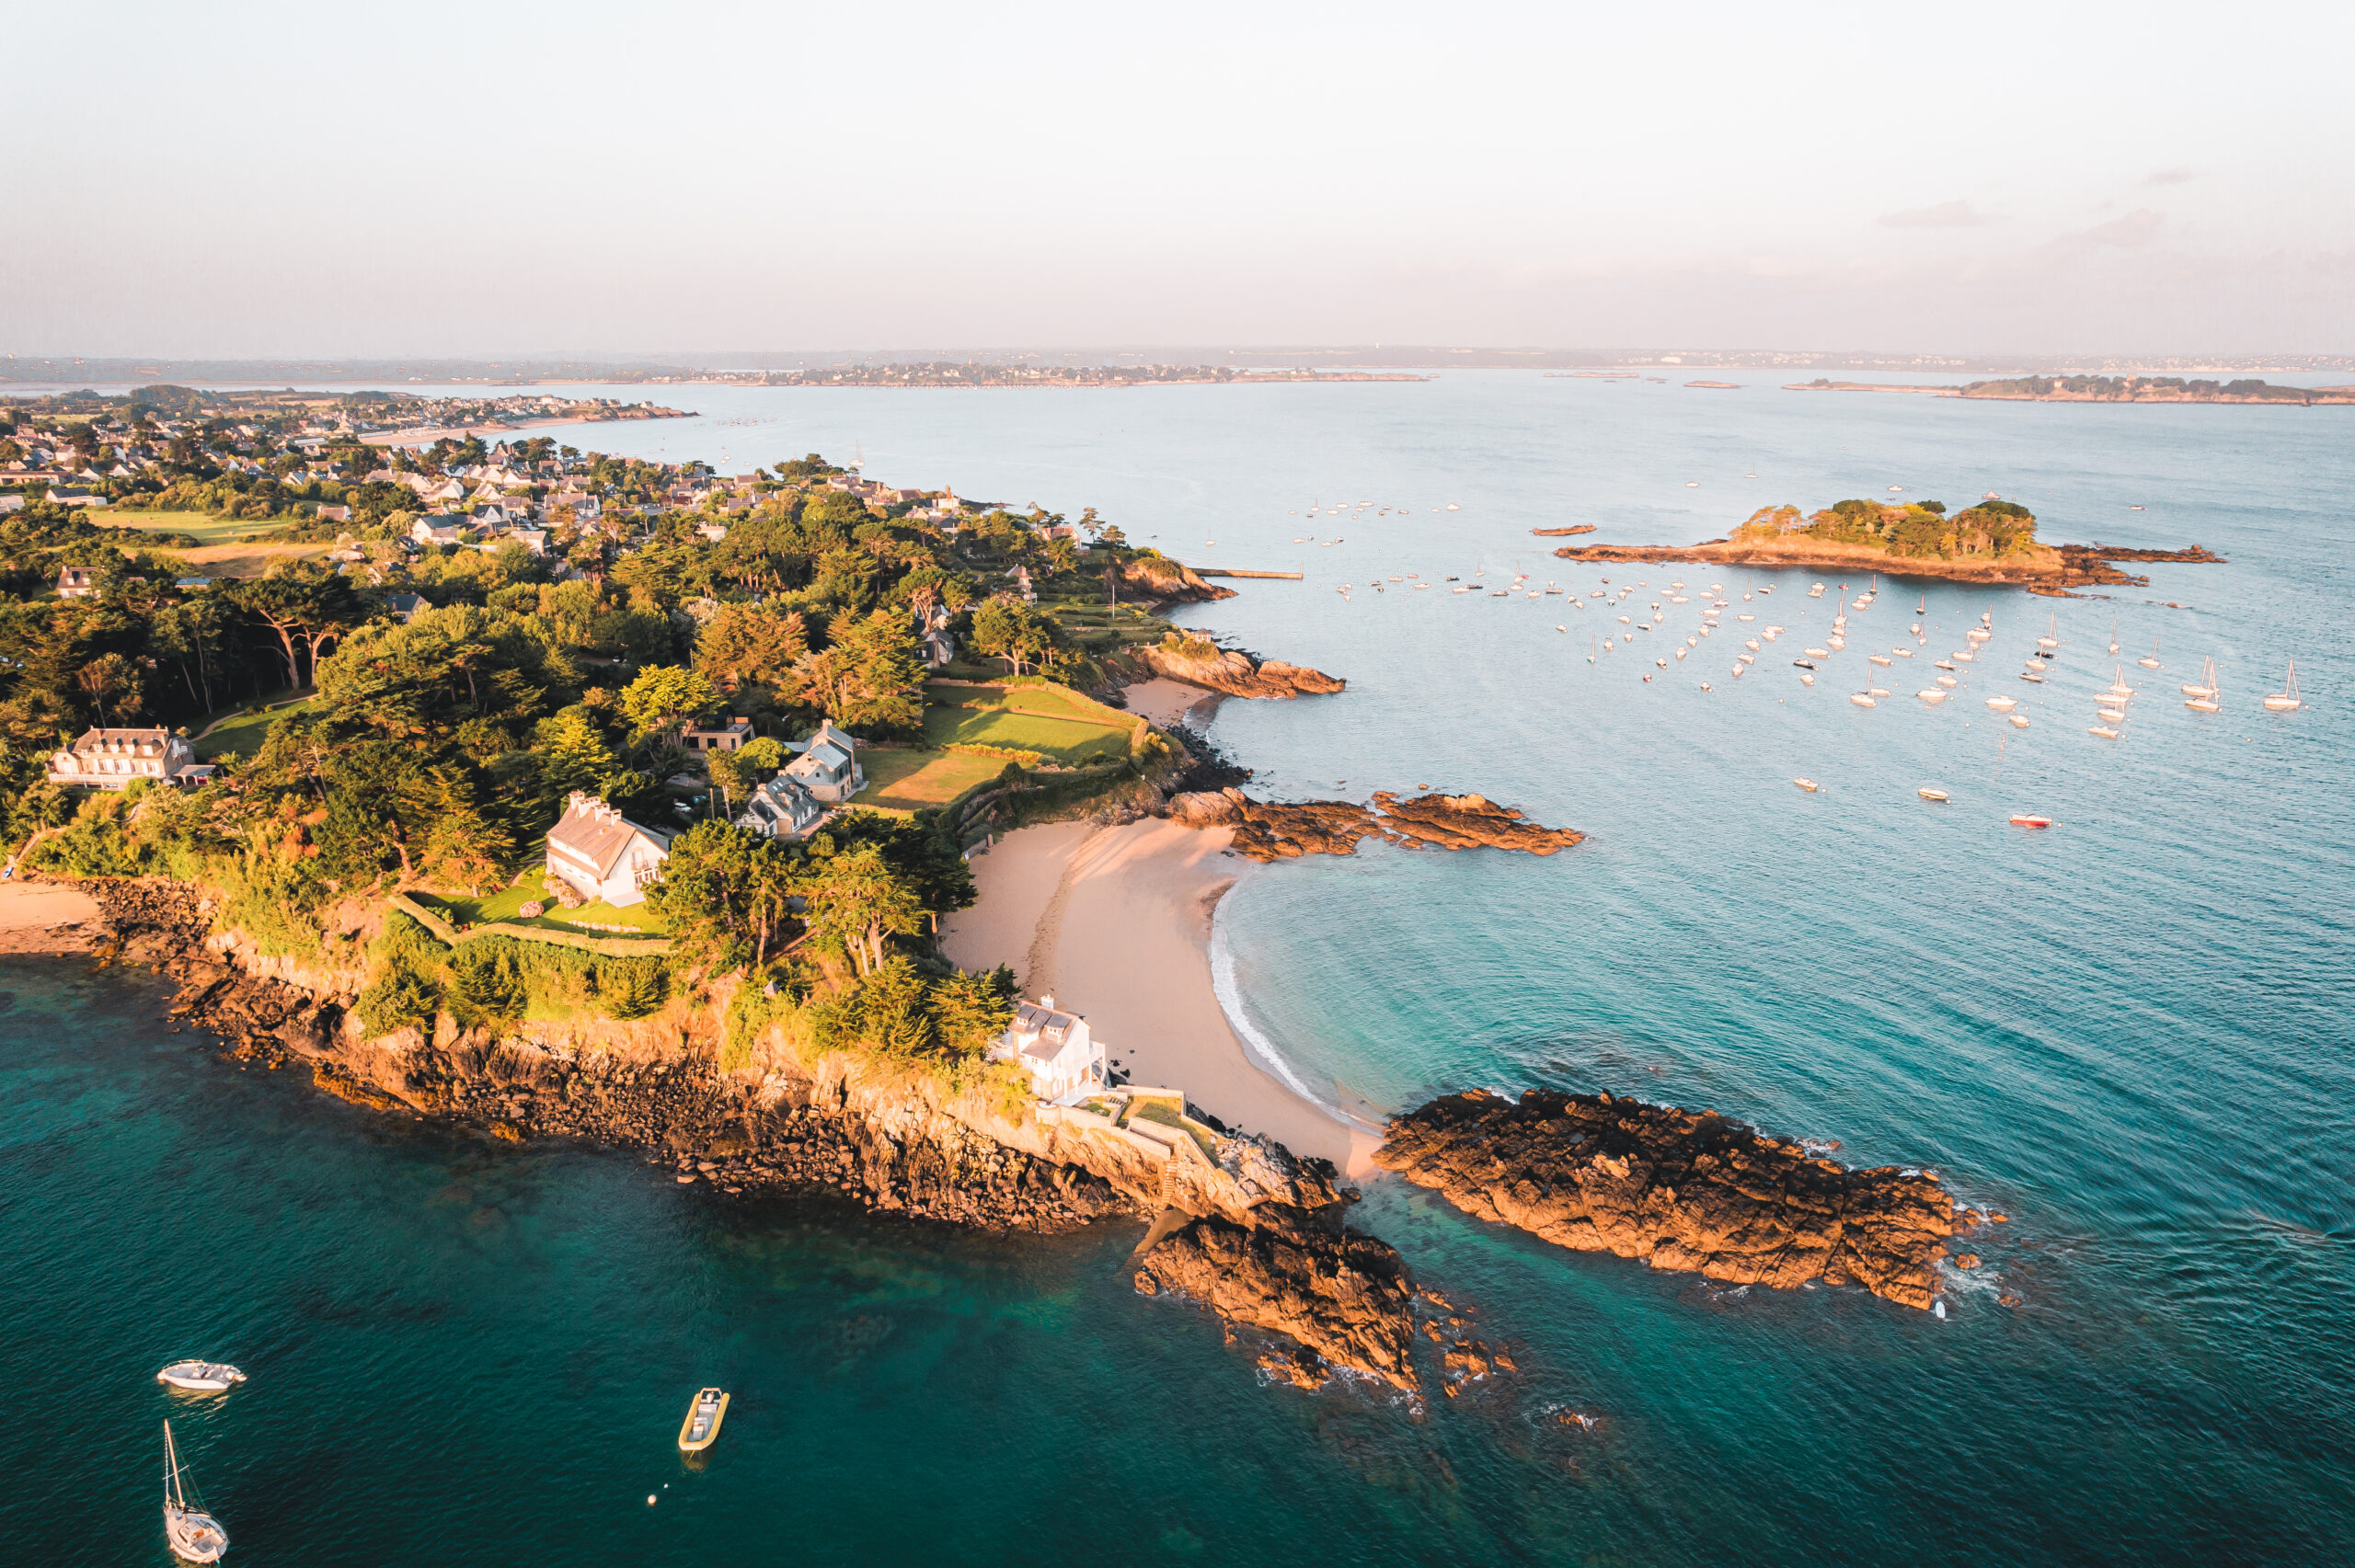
[194,693,321,760]
[100,511,291,546]
[859,748,1009,811]
[921,690,1133,765]
[412,878,670,937]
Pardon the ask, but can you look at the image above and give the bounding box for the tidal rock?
[1374,1088,1969,1310]
[1133,1204,1420,1390]
[1166,788,1581,863]
[1139,636,1344,699]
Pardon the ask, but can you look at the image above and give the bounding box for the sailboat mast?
[165,1420,183,1507]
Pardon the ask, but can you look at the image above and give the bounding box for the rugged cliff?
[1374,1088,1978,1310]
[1137,637,1345,699]
[1166,787,1583,862]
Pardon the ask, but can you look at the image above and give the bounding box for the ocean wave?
[1207,895,1354,1121]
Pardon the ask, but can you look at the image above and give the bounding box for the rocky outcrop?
[1133,1204,1421,1391]
[1167,787,1583,862]
[1530,525,1596,537]
[1117,556,1235,603]
[1552,538,2222,590]
[1373,1088,1971,1310]
[1138,636,1344,699]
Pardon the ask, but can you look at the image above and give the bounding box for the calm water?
[8,375,2352,1562]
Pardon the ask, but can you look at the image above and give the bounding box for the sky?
[7,0,2350,359]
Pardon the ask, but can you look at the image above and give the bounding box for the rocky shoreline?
[1166,788,1583,862]
[1374,1088,1996,1310]
[1552,537,2223,590]
[1137,638,1346,699]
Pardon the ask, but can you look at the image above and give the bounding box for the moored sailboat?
[163,1421,228,1563]
[2264,660,2303,712]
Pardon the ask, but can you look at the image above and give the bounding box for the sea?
[5,372,2349,1564]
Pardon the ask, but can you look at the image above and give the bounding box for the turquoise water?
[7,375,2352,1562]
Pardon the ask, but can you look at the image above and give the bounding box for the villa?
[735,772,826,841]
[992,996,1109,1103]
[544,791,672,908]
[48,727,201,789]
[784,720,863,802]
[681,715,753,753]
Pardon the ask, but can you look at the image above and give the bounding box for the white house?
[681,715,752,753]
[992,996,1108,1103]
[49,727,201,790]
[784,721,862,802]
[544,792,672,908]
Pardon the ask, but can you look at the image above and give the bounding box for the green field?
[99,511,290,546]
[193,694,319,760]
[859,748,1009,811]
[921,687,1134,765]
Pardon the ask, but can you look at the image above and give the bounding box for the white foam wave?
[1207,896,1360,1126]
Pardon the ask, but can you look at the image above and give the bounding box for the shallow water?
[7,373,2351,1562]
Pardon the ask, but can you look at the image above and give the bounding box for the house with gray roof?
[544,792,672,908]
[784,720,863,802]
[735,772,826,841]
[990,995,1108,1103]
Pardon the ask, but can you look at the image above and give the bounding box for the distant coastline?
[1787,374,2355,406]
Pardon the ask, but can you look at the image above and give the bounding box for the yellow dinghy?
[678,1387,729,1453]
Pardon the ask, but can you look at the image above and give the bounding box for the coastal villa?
[48,727,202,790]
[784,721,863,801]
[544,791,673,908]
[992,996,1109,1103]
[735,772,827,841]
[55,565,98,598]
[682,715,753,753]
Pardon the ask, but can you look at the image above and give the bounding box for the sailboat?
[163,1421,228,1563]
[2139,636,2162,670]
[2108,615,2120,655]
[2185,657,2222,712]
[2038,612,2060,649]
[2265,660,2303,712]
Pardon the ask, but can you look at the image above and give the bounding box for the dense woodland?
[1736,498,2039,559]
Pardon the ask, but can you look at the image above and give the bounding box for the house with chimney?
[544,792,672,908]
[48,727,203,790]
[991,996,1108,1103]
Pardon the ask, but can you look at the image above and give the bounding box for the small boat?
[163,1421,227,1563]
[2139,636,2161,670]
[1869,654,1891,666]
[2019,670,2044,683]
[2265,660,2303,712]
[679,1387,731,1453]
[1918,788,1948,802]
[1799,673,1815,685]
[1850,692,1877,707]
[2008,714,2028,727]
[1805,647,1829,658]
[2038,612,2060,649]
[1894,647,1914,658]
[1985,696,2016,711]
[2009,815,2052,828]
[1936,674,1958,688]
[1935,659,1956,671]
[2089,725,2121,738]
[1918,689,1947,703]
[2097,707,2127,723]
[2185,656,2222,712]
[1792,658,1816,670]
[1952,650,1973,663]
[157,1362,247,1394]
[1794,778,1821,792]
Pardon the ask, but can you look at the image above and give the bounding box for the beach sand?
[943,818,1362,1168]
[0,878,101,956]
[1120,678,1223,732]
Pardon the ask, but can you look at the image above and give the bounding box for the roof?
[62,727,179,756]
[1012,1001,1082,1059]
[546,793,671,879]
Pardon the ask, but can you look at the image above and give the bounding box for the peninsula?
[1787,374,2355,405]
[734,362,1425,388]
[1554,498,2224,589]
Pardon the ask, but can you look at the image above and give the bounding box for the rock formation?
[1374,1088,1971,1310]
[1117,556,1235,603]
[1530,525,1596,537]
[1166,787,1582,862]
[1138,636,1344,699]
[1551,538,2222,591]
[1132,1203,1421,1391]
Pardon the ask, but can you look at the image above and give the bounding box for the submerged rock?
[1166,787,1582,863]
[1133,1203,1421,1391]
[1374,1088,1969,1310]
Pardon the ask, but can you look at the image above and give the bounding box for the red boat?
[2008,815,2052,829]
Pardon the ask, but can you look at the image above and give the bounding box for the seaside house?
[734,772,826,841]
[544,791,673,908]
[385,592,425,623]
[411,515,466,547]
[55,565,98,598]
[681,715,753,753]
[783,720,863,802]
[991,996,1108,1103]
[48,727,201,790]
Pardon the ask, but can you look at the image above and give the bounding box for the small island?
[1555,497,2223,589]
[1786,374,2355,405]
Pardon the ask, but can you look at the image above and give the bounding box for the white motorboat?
[1917,689,1947,703]
[1985,696,2016,711]
[1918,788,1948,802]
[2008,714,2029,727]
[679,1387,731,1453]
[1794,778,1821,792]
[1936,674,1958,687]
[163,1421,228,1563]
[1805,647,1830,659]
[1850,692,1877,707]
[1799,673,1815,685]
[2265,660,2304,712]
[157,1362,247,1394]
[2089,725,2121,739]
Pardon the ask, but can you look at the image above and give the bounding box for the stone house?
[48,727,201,789]
[735,772,826,841]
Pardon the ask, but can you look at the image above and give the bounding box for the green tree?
[620,664,722,742]
[806,841,924,978]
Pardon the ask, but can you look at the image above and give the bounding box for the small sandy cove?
[942,818,1370,1169]
[0,877,102,956]
[1119,678,1223,731]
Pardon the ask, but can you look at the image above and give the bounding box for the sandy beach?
[0,878,101,956]
[1120,678,1223,731]
[942,818,1365,1168]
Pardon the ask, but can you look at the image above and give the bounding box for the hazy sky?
[9,0,2350,358]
